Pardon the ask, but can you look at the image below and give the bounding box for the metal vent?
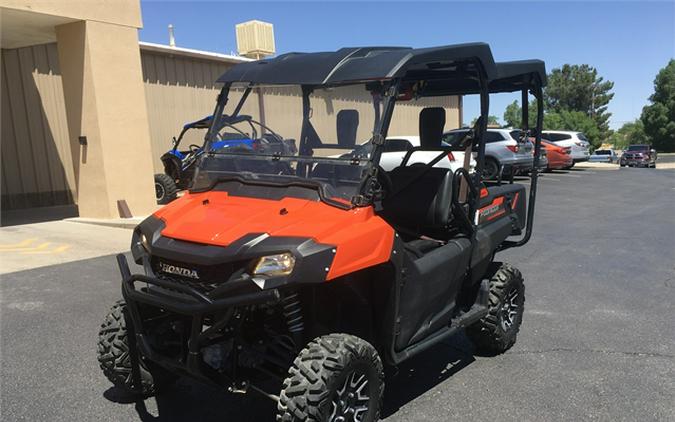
[236,20,276,59]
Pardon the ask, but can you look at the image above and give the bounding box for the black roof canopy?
[489,60,547,93]
[217,43,498,87]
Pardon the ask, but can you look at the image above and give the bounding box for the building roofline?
[139,41,253,64]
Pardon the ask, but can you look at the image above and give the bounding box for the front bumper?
[117,254,281,384]
[621,158,651,166]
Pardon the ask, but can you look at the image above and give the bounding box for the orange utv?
[97,43,546,421]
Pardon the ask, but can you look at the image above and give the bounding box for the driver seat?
[381,107,454,240]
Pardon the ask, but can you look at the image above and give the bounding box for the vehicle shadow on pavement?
[102,332,476,421]
[104,380,277,421]
[382,332,476,418]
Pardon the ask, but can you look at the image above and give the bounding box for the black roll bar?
[499,84,543,250]
[204,83,231,150]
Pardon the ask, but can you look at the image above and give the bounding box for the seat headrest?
[419,107,446,148]
[336,109,359,148]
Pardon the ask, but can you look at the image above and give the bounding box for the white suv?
[380,136,475,173]
[542,131,590,168]
[443,128,535,179]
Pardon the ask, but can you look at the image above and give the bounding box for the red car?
[529,138,573,170]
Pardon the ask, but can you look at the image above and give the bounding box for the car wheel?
[482,158,500,180]
[154,173,178,205]
[466,263,525,355]
[277,333,384,422]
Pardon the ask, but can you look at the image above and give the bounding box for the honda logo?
[159,262,199,279]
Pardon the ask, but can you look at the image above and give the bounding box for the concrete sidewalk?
[0,220,133,274]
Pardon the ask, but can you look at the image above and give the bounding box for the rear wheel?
[467,263,525,355]
[277,333,384,422]
[97,300,175,396]
[154,173,178,205]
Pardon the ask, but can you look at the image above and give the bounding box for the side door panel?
[395,238,472,350]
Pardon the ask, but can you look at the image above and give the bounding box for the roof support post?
[499,84,543,251]
[521,87,529,132]
[474,71,490,184]
[231,86,251,117]
[205,83,230,149]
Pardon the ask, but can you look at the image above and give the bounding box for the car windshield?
[192,83,382,208]
[627,145,648,151]
[595,150,610,155]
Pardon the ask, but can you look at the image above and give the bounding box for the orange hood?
[153,191,395,280]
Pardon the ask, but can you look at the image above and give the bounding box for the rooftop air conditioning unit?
[236,20,275,59]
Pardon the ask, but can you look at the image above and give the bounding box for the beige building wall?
[55,20,156,218]
[140,51,260,171]
[1,0,142,29]
[1,43,75,210]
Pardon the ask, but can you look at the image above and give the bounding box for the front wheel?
[277,333,384,422]
[154,173,178,205]
[97,300,175,396]
[467,263,525,355]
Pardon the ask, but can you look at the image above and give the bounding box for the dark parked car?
[620,145,657,168]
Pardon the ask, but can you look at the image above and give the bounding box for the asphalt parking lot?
[1,165,674,421]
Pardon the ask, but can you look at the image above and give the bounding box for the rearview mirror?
[651,149,656,154]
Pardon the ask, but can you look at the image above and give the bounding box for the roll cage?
[204,44,546,247]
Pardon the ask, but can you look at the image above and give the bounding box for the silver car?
[443,128,536,179]
[542,131,590,167]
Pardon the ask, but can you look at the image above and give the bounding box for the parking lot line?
[561,174,581,178]
[0,238,38,249]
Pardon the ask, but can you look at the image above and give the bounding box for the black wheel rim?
[155,182,165,200]
[329,369,370,422]
[499,287,520,332]
[484,161,498,179]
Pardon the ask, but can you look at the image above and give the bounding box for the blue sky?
[139,1,675,129]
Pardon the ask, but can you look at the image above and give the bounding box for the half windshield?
[191,83,382,208]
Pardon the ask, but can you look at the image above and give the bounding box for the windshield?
[627,145,649,151]
[192,83,382,208]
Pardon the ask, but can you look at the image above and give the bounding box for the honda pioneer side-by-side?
[98,43,546,421]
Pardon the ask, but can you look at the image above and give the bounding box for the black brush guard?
[116,253,282,390]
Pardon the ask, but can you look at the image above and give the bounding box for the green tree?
[609,120,647,150]
[503,100,537,128]
[470,115,501,127]
[546,64,614,141]
[503,100,522,128]
[641,60,675,152]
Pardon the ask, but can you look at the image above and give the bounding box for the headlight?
[252,253,296,277]
[131,230,151,264]
[140,233,150,251]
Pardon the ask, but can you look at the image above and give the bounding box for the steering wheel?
[189,144,201,153]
